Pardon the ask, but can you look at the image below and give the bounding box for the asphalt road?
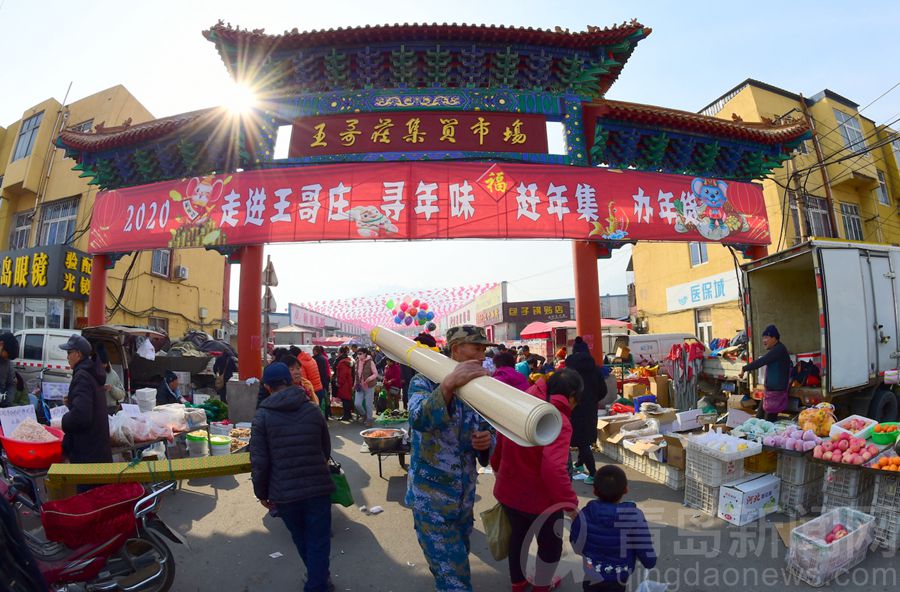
[159,421,898,592]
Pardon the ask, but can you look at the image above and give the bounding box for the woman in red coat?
[334,346,355,421]
[491,369,583,592]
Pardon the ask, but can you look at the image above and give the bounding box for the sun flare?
[223,83,257,115]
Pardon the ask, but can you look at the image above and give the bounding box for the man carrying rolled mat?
[406,325,495,592]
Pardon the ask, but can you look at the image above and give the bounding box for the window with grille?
[806,196,834,238]
[789,193,803,243]
[840,203,864,241]
[893,139,900,171]
[689,242,708,267]
[876,170,891,206]
[68,119,93,133]
[39,198,79,246]
[695,308,713,345]
[148,316,169,334]
[9,212,32,250]
[12,112,44,161]
[833,109,867,155]
[151,249,171,277]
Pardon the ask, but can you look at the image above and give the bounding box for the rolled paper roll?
[370,326,562,447]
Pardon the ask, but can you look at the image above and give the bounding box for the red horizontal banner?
[289,111,548,157]
[88,162,769,253]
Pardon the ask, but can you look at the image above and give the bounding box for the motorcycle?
[0,461,185,592]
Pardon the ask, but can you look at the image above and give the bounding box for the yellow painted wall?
[0,85,225,337]
[633,81,900,338]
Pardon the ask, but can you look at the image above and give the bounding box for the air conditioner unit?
[174,266,189,280]
[213,328,226,340]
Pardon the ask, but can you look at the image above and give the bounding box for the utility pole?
[800,94,839,237]
[262,255,278,362]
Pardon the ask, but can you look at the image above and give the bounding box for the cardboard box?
[650,375,671,407]
[728,394,756,410]
[623,436,667,463]
[717,473,781,526]
[672,409,703,432]
[607,419,654,444]
[641,409,677,426]
[615,345,631,360]
[596,414,636,443]
[663,434,687,470]
[726,408,754,428]
[623,383,647,399]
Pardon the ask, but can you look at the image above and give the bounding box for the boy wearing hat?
[406,325,495,592]
[739,325,791,420]
[59,334,113,472]
[250,362,335,592]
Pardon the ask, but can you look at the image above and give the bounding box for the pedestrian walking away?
[250,362,335,592]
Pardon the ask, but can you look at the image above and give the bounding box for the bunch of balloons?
[386,296,436,329]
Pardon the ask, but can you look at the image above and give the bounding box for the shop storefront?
[0,244,92,331]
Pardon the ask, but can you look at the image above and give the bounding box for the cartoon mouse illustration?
[348,205,399,237]
[183,175,225,225]
[691,178,729,231]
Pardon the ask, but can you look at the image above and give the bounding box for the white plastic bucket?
[209,435,231,456]
[186,430,209,457]
[210,422,232,436]
[134,388,156,413]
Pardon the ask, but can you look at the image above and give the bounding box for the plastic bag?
[109,412,135,448]
[142,412,175,442]
[150,405,188,432]
[136,336,156,361]
[637,579,668,592]
[479,502,511,561]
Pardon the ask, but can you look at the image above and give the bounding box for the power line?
[797,81,900,153]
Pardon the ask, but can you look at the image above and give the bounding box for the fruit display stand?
[787,507,875,587]
[865,451,900,549]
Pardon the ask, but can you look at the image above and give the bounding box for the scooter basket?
[41,483,144,548]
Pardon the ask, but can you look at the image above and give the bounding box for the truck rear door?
[868,253,899,373]
[819,248,869,390]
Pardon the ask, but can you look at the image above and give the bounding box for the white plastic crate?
[873,505,900,550]
[780,480,823,518]
[686,434,762,462]
[873,472,900,510]
[820,487,874,515]
[645,460,685,491]
[684,477,720,515]
[686,449,744,486]
[776,453,825,485]
[597,441,620,462]
[822,466,873,498]
[787,507,875,587]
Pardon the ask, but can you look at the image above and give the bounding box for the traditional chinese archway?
[58,21,808,379]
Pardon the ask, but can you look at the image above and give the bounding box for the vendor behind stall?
[157,371,187,406]
[0,332,18,406]
[739,325,791,421]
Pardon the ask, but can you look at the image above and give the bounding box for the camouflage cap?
[446,325,497,347]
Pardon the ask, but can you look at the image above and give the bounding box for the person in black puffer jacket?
[250,362,335,592]
[60,335,112,477]
[565,337,607,483]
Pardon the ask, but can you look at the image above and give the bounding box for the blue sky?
[1,0,897,312]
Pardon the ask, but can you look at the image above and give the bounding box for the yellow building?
[633,79,900,342]
[0,85,225,336]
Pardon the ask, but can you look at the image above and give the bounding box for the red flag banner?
[88,162,769,253]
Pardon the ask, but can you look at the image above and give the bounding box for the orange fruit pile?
[874,424,898,434]
[875,456,900,471]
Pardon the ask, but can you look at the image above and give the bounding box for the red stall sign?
[88,162,770,253]
[290,111,548,157]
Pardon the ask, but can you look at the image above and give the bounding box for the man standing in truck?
[739,325,791,420]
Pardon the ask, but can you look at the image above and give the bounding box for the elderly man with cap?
[250,362,335,592]
[406,325,495,592]
[739,325,791,421]
[59,334,112,473]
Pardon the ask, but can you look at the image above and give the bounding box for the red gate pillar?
[87,254,108,326]
[572,241,606,365]
[237,245,264,380]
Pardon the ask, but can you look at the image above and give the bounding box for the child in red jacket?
[570,465,657,591]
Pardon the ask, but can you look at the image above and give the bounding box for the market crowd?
[250,327,656,592]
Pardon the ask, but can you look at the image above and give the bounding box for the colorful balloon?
[400,302,409,312]
[426,322,437,332]
[404,316,413,326]
[418,318,426,325]
[385,299,395,310]
[420,303,429,311]
[394,316,403,324]
[412,299,420,307]
[408,307,418,317]
[417,310,427,319]
[426,311,435,320]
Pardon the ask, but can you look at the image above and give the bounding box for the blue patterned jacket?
[405,374,490,523]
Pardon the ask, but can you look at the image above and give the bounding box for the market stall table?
[359,441,410,479]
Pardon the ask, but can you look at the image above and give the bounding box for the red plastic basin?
[0,426,64,469]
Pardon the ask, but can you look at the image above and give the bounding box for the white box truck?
[743,240,900,421]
